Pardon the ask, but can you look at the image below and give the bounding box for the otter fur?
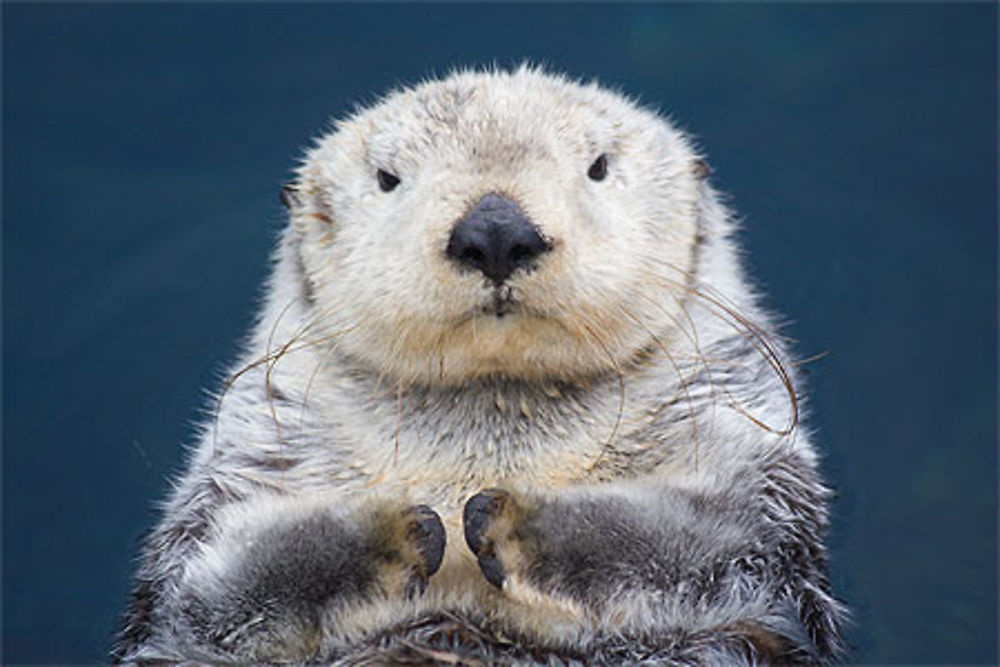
[115,67,846,665]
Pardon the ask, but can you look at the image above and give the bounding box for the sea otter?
[115,66,846,665]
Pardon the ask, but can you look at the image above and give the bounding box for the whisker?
[616,302,701,469]
[212,303,356,456]
[212,295,305,456]
[653,268,799,436]
[631,288,725,455]
[300,320,363,427]
[394,380,404,466]
[572,316,626,472]
[794,350,830,367]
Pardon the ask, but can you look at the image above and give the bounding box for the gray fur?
[115,67,846,665]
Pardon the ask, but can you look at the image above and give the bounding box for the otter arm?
[119,493,444,663]
[463,449,844,664]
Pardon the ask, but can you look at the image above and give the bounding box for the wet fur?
[116,67,846,664]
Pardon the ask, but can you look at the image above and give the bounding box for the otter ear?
[693,158,712,180]
[279,182,302,210]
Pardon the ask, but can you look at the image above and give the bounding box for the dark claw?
[477,553,505,589]
[404,575,428,600]
[408,504,446,577]
[463,489,511,589]
[463,489,508,555]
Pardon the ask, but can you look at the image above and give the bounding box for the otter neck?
[323,355,634,486]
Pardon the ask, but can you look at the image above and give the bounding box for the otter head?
[287,67,707,386]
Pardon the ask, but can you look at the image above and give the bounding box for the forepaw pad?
[402,504,446,598]
[408,505,446,575]
[463,489,519,589]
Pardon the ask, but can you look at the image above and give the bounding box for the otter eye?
[587,154,608,181]
[377,169,400,192]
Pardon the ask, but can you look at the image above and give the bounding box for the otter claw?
[407,504,446,577]
[404,575,429,600]
[463,489,511,589]
[476,553,505,589]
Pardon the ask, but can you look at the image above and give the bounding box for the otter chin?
[116,66,845,666]
[427,313,612,383]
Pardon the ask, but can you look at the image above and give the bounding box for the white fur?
[117,67,842,664]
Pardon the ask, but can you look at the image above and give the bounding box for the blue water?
[3,4,996,663]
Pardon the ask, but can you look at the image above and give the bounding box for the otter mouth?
[480,285,517,318]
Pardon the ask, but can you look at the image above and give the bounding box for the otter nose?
[446,193,550,285]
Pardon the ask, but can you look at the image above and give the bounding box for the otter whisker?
[651,268,799,437]
[299,321,364,427]
[212,291,350,441]
[212,294,303,457]
[615,302,702,469]
[394,379,404,466]
[630,287,726,451]
[794,349,831,367]
[574,317,626,472]
[212,325,357,456]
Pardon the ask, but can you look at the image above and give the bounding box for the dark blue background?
[3,4,996,663]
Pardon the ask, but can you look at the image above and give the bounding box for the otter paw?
[402,504,446,598]
[372,503,446,600]
[464,489,534,589]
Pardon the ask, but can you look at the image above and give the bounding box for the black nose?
[446,193,551,285]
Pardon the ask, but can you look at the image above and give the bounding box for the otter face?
[291,68,704,385]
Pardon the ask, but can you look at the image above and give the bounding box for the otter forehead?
[328,69,678,177]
